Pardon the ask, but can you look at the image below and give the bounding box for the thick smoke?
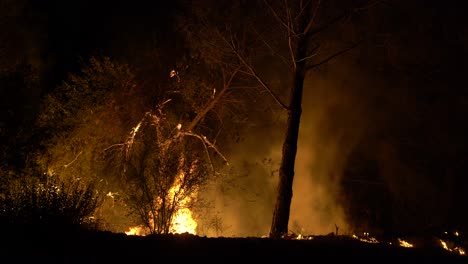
[195,109,283,237]
[288,61,371,236]
[195,55,374,237]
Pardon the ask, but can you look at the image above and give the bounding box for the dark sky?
[29,0,180,88]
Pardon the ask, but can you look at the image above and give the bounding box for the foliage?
[37,56,136,132]
[0,173,102,230]
[33,54,223,233]
[35,56,140,183]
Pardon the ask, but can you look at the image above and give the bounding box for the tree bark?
[269,34,308,238]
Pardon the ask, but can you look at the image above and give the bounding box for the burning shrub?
[118,106,211,235]
[0,174,102,231]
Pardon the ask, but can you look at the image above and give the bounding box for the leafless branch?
[296,43,320,62]
[302,0,322,35]
[252,27,292,68]
[103,143,125,152]
[285,0,297,69]
[305,11,348,37]
[180,131,229,167]
[306,40,362,71]
[263,0,295,34]
[295,0,313,21]
[212,122,224,146]
[63,151,83,168]
[186,66,240,131]
[215,29,288,110]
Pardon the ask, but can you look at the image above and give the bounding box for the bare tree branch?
[180,131,229,165]
[295,0,313,21]
[252,26,292,68]
[103,143,125,152]
[305,10,348,37]
[285,0,297,69]
[186,67,240,132]
[296,43,320,62]
[215,29,288,110]
[63,151,83,168]
[302,0,322,35]
[306,40,362,71]
[263,0,295,34]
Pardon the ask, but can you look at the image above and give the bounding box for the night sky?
[1,0,468,237]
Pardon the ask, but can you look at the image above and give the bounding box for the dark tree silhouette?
[179,0,372,238]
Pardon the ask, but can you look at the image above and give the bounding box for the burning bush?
[117,106,211,235]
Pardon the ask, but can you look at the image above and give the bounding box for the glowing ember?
[398,238,414,248]
[352,233,379,244]
[441,240,450,251]
[439,239,466,256]
[459,248,466,256]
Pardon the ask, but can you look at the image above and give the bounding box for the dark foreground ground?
[2,227,467,263]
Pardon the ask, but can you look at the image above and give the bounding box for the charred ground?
[2,226,467,263]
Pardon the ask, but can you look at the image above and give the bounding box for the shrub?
[0,175,102,232]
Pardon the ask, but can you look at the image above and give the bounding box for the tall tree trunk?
[269,34,308,238]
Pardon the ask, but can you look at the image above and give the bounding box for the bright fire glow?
[441,240,450,250]
[171,208,197,234]
[168,171,197,234]
[125,226,145,236]
[125,172,197,236]
[123,114,198,236]
[398,238,414,248]
[352,233,379,244]
[440,239,466,256]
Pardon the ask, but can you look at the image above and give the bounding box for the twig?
[306,40,361,70]
[63,151,83,168]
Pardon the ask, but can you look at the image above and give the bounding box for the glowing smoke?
[193,56,373,237]
[288,65,369,236]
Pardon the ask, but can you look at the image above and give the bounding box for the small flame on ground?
[440,239,466,256]
[292,233,314,240]
[125,226,145,236]
[352,233,379,244]
[398,238,414,248]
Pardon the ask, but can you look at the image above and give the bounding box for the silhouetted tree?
[179,0,373,238]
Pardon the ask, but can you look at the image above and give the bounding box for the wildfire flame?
[348,230,466,256]
[125,173,197,236]
[352,233,379,244]
[171,208,197,234]
[398,238,414,248]
[439,239,466,256]
[125,226,146,236]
